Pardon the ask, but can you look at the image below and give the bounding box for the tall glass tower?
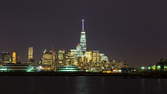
[80,19,87,52]
[28,47,34,62]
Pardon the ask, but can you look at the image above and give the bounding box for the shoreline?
[0,72,166,78]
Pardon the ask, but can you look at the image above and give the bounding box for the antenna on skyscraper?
[81,19,85,32]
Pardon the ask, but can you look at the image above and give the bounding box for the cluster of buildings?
[0,51,18,64]
[0,19,126,72]
[38,19,111,72]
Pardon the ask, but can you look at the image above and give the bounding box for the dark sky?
[0,0,167,66]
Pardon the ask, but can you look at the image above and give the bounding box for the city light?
[0,19,129,73]
[140,66,145,70]
[26,66,34,72]
[56,66,82,72]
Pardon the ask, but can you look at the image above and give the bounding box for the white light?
[37,66,43,70]
[118,70,122,73]
[113,69,122,73]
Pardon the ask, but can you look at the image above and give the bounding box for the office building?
[12,51,17,64]
[79,19,87,52]
[28,47,34,62]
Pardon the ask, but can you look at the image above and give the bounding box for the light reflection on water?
[140,79,146,94]
[0,76,167,94]
[140,79,166,94]
[75,76,90,94]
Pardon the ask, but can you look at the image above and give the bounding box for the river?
[0,76,167,94]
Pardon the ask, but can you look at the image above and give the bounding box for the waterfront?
[0,76,167,94]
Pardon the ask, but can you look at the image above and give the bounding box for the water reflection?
[0,76,167,94]
[75,76,90,94]
[156,79,163,94]
[140,79,146,94]
[140,79,165,94]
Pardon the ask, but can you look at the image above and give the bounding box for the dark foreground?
[0,76,167,94]
[0,72,167,78]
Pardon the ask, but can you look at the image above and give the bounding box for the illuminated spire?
[82,19,85,32]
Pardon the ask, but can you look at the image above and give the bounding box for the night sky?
[0,0,167,66]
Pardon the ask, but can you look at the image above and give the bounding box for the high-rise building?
[85,51,93,63]
[50,49,56,65]
[12,51,17,64]
[80,19,87,52]
[76,43,83,57]
[41,50,53,65]
[70,49,78,66]
[28,47,34,62]
[0,52,11,64]
[57,50,66,66]
[92,50,99,63]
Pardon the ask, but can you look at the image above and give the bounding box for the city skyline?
[0,0,167,66]
[0,19,110,63]
[0,19,114,72]
[0,1,167,94]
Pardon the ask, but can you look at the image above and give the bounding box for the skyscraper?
[41,50,53,65]
[28,47,34,62]
[80,19,87,52]
[76,43,82,57]
[12,51,17,64]
[0,52,11,63]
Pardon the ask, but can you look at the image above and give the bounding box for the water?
[0,76,167,94]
